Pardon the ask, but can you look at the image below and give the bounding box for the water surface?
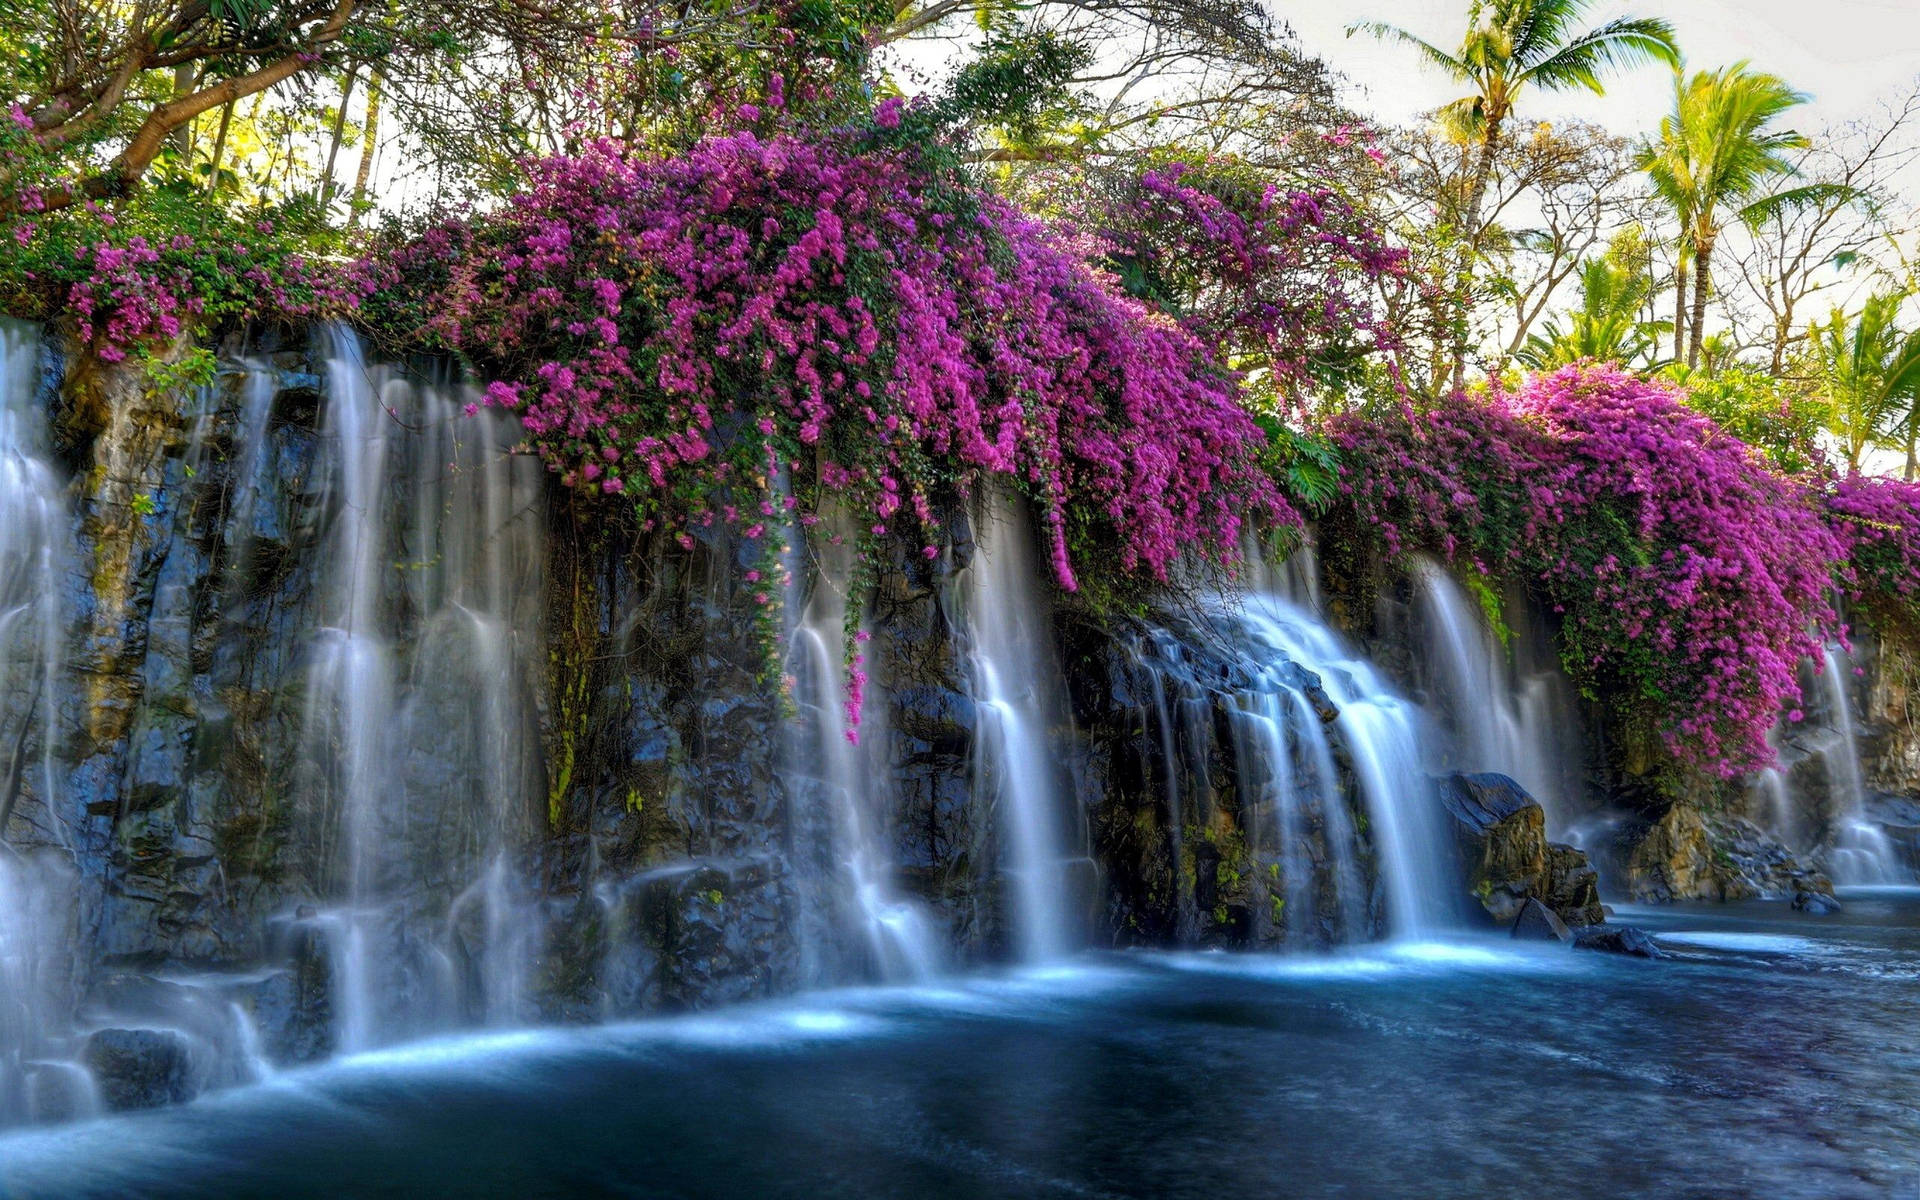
[5,894,1919,1199]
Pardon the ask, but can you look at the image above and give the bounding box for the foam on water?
[1656,931,1829,955]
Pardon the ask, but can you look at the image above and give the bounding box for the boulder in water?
[1442,773,1604,927]
[1510,897,1572,943]
[1571,925,1661,958]
[1792,890,1842,915]
[81,1028,195,1110]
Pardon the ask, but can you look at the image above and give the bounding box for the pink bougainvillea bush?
[362,127,1325,595]
[1330,363,1846,776]
[0,187,381,366]
[1094,159,1404,404]
[1829,473,1920,631]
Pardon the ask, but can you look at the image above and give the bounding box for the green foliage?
[1253,419,1343,515]
[935,31,1093,147]
[1807,290,1920,471]
[1460,568,1511,645]
[1670,364,1826,475]
[139,344,219,396]
[1518,248,1669,370]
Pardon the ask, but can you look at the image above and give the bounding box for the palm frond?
[1346,21,1471,78]
[1521,15,1678,91]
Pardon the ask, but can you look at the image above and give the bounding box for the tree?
[1726,82,1920,373]
[0,0,363,213]
[1517,250,1669,370]
[1638,62,1850,370]
[0,0,779,216]
[872,0,1354,175]
[1350,0,1677,392]
[1808,291,1920,476]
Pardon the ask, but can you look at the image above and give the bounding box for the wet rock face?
[1861,625,1920,801]
[870,513,996,959]
[1441,773,1603,928]
[546,517,803,1012]
[81,1028,194,1111]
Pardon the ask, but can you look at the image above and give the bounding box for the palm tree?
[1517,255,1671,370]
[1809,291,1920,476]
[1638,64,1844,370]
[1351,0,1678,392]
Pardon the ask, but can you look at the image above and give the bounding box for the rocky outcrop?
[1862,624,1920,800]
[1440,772,1603,927]
[1062,608,1387,952]
[1509,897,1572,942]
[1606,803,1834,903]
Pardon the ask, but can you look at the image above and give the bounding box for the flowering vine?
[362,128,1301,602]
[1829,473,1920,633]
[1330,363,1846,776]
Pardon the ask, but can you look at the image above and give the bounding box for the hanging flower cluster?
[1829,473,1920,630]
[367,129,1302,594]
[1330,363,1846,776]
[1100,161,1404,401]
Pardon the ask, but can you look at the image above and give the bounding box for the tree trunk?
[321,70,359,203]
[169,66,201,159]
[1905,408,1917,482]
[204,100,234,193]
[1451,113,1505,394]
[348,72,383,227]
[1688,233,1715,370]
[1672,250,1688,363]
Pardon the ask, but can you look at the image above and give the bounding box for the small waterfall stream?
[1124,589,1459,942]
[1814,646,1903,884]
[299,325,547,1049]
[1407,558,1583,829]
[966,501,1080,961]
[0,320,92,1126]
[1236,593,1458,938]
[787,515,940,982]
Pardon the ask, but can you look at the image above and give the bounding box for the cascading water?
[0,320,62,839]
[300,325,547,1049]
[1126,620,1370,946]
[1232,592,1458,938]
[1126,582,1459,944]
[1813,645,1903,884]
[965,501,1080,961]
[0,320,92,1125]
[786,514,940,982]
[1407,558,1583,828]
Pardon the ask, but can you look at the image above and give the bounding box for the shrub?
[1331,363,1844,775]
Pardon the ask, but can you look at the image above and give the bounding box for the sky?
[1281,0,1920,138]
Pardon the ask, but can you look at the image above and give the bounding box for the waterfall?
[786,514,940,983]
[301,325,547,1049]
[1407,558,1582,828]
[965,501,1079,961]
[0,320,62,837]
[1814,646,1903,884]
[1234,593,1457,938]
[0,320,92,1125]
[1126,620,1370,946]
[1126,588,1456,943]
